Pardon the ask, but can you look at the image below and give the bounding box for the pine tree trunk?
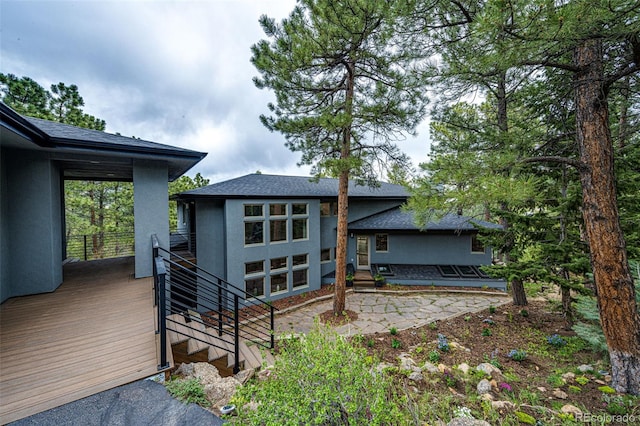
[574,38,640,395]
[333,170,349,314]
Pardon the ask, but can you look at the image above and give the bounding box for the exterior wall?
[133,160,169,278]
[1,149,63,302]
[223,198,321,302]
[195,200,226,279]
[367,232,492,266]
[319,199,402,277]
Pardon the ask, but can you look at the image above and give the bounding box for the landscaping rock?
[447,418,491,426]
[561,404,583,418]
[375,362,395,374]
[480,393,494,401]
[491,400,515,411]
[562,372,575,382]
[398,353,417,371]
[257,366,275,381]
[457,363,471,375]
[422,362,439,374]
[553,389,568,399]
[476,363,502,377]
[577,364,593,373]
[408,371,424,382]
[450,342,471,352]
[477,379,492,395]
[174,362,241,410]
[234,368,255,385]
[438,363,449,373]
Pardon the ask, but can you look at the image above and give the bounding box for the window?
[375,234,388,252]
[270,256,287,271]
[245,277,265,297]
[245,261,264,275]
[292,203,307,215]
[292,218,308,240]
[321,248,331,263]
[320,202,337,216]
[471,235,485,253]
[245,260,265,298]
[244,221,264,245]
[270,220,287,242]
[292,253,309,289]
[293,269,308,288]
[292,254,308,266]
[244,204,263,217]
[270,272,287,294]
[270,203,286,216]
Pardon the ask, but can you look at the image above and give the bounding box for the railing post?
[217,278,223,337]
[234,294,240,374]
[270,305,275,349]
[155,256,169,370]
[83,235,88,261]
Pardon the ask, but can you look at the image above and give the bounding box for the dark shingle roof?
[348,208,502,232]
[179,174,409,199]
[23,116,205,158]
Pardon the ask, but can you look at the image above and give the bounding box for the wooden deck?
[0,257,165,424]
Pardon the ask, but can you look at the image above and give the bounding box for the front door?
[356,236,369,270]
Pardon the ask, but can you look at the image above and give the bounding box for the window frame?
[244,221,265,246]
[375,233,389,252]
[471,234,485,254]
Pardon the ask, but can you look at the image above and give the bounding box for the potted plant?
[346,272,354,287]
[374,273,385,287]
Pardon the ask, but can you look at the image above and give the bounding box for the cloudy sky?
[1,0,431,183]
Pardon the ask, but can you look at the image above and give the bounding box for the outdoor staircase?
[153,235,277,377]
[167,311,274,376]
[353,270,376,288]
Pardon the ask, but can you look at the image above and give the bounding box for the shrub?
[489,305,497,314]
[231,322,409,425]
[437,334,450,352]
[428,350,441,363]
[389,327,398,335]
[391,338,402,349]
[546,334,567,348]
[165,377,210,407]
[482,327,492,337]
[507,349,527,362]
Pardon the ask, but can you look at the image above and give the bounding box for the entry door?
[356,236,370,270]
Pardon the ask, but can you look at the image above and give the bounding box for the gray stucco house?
[0,102,206,302]
[175,173,505,303]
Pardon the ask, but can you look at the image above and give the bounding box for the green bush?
[231,322,410,425]
[165,377,210,407]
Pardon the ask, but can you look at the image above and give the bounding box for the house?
[0,102,206,302]
[174,173,506,304]
[0,102,208,422]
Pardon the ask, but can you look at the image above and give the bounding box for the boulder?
[457,363,470,375]
[561,404,583,418]
[422,362,439,374]
[408,371,424,382]
[491,400,515,411]
[577,364,593,373]
[477,379,492,395]
[476,363,502,378]
[398,353,417,371]
[553,389,568,400]
[174,362,242,409]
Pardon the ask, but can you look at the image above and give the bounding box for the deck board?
[0,257,164,424]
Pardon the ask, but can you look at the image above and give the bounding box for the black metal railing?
[152,234,276,373]
[169,231,197,257]
[66,231,135,261]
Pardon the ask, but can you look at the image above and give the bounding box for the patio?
[0,257,166,424]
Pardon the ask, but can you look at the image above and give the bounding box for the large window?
[292,218,307,240]
[293,269,308,289]
[270,256,287,271]
[244,222,264,245]
[244,204,264,246]
[292,253,309,289]
[270,220,287,242]
[270,272,287,294]
[375,234,388,252]
[244,260,265,298]
[270,203,287,216]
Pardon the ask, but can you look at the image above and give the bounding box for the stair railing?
[152,234,277,373]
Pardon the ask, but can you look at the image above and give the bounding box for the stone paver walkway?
[275,291,509,336]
